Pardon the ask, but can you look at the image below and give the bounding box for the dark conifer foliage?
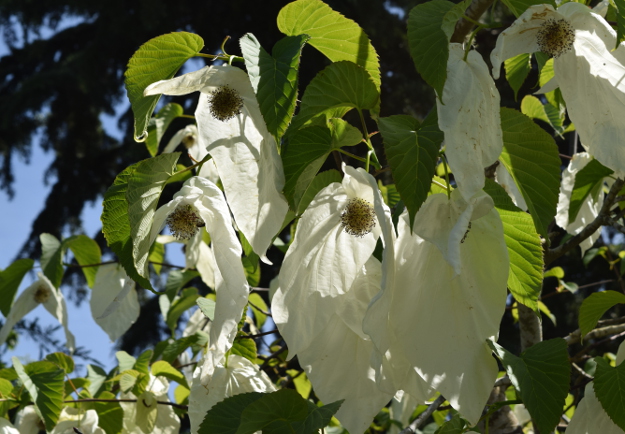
[0,0,429,260]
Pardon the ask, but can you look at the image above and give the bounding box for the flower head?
[0,273,75,352]
[144,65,289,260]
[491,3,625,175]
[340,197,376,237]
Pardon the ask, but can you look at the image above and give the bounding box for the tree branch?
[451,0,495,43]
[545,179,625,265]
[401,395,446,433]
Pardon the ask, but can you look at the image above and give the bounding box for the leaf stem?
[337,149,367,163]
[357,108,381,172]
[441,154,452,199]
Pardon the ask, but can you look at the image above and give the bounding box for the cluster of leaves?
[2,0,625,433]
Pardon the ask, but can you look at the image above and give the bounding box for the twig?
[237,329,279,339]
[451,0,495,43]
[571,362,593,380]
[248,300,272,317]
[565,323,625,346]
[545,179,625,265]
[64,398,187,410]
[401,395,446,433]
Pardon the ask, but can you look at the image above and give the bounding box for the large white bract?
[187,354,276,434]
[555,152,605,255]
[437,44,503,201]
[149,176,249,376]
[491,2,625,176]
[120,375,180,434]
[365,191,509,425]
[0,273,75,352]
[144,64,289,260]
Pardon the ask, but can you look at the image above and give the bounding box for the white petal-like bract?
[145,65,289,259]
[150,176,249,376]
[437,44,503,201]
[91,264,140,342]
[188,354,276,434]
[50,408,103,434]
[273,165,384,358]
[556,152,604,255]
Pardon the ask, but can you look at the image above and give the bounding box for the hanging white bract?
[144,64,289,261]
[437,43,503,201]
[491,2,625,176]
[149,176,249,376]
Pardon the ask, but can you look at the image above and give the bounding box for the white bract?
[0,273,75,352]
[364,191,509,425]
[157,234,217,289]
[491,2,625,175]
[50,408,104,434]
[120,375,180,434]
[437,43,503,201]
[188,354,276,434]
[495,163,528,211]
[90,263,140,342]
[144,64,289,260]
[162,124,220,183]
[0,418,19,434]
[556,152,604,255]
[295,258,395,434]
[149,176,249,376]
[273,164,385,358]
[14,406,43,434]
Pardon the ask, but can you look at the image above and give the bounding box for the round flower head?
[536,18,575,58]
[165,204,204,240]
[340,197,376,237]
[208,85,244,121]
[491,2,625,175]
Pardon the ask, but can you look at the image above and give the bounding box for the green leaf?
[499,108,561,238]
[148,241,165,275]
[45,352,74,374]
[298,399,344,434]
[166,287,200,334]
[593,357,625,430]
[240,33,309,141]
[197,297,216,321]
[124,32,204,142]
[501,0,556,17]
[151,360,189,389]
[328,118,362,149]
[199,392,265,434]
[101,163,153,290]
[505,53,531,101]
[40,233,65,289]
[277,0,380,113]
[90,391,123,434]
[520,95,563,134]
[64,235,102,288]
[86,364,108,397]
[164,269,200,301]
[119,370,139,393]
[489,339,570,434]
[286,369,312,400]
[289,61,378,132]
[379,112,442,229]
[248,293,268,329]
[145,103,185,157]
[435,413,465,433]
[569,159,613,224]
[135,391,158,433]
[0,259,34,316]
[283,125,332,209]
[484,179,543,312]
[296,169,342,215]
[579,290,625,341]
[126,153,181,280]
[160,332,209,364]
[615,0,625,49]
[134,349,153,375]
[231,336,257,363]
[238,389,311,434]
[407,0,470,98]
[14,358,64,431]
[116,351,137,373]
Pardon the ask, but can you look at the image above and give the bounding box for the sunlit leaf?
[145,103,184,157]
[0,259,34,316]
[579,290,625,341]
[64,234,102,288]
[569,159,613,224]
[125,32,204,141]
[505,53,531,100]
